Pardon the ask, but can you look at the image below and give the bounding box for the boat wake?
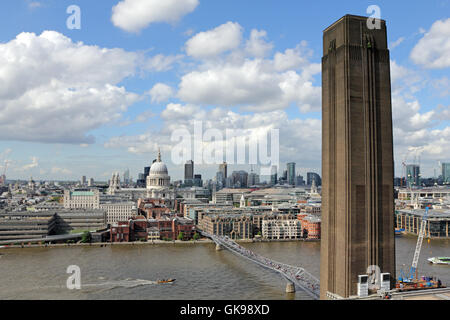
[81,278,159,291]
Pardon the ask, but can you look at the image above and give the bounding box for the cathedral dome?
[150,161,168,175]
[147,148,170,190]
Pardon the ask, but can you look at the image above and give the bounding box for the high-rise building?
[225,176,233,188]
[296,175,305,186]
[185,160,194,181]
[81,176,87,186]
[441,163,450,183]
[307,172,322,186]
[248,172,260,186]
[216,171,225,189]
[123,169,130,185]
[406,164,420,187]
[219,162,227,179]
[320,15,395,299]
[232,171,248,188]
[287,163,296,186]
[137,166,151,188]
[193,174,203,187]
[270,165,278,186]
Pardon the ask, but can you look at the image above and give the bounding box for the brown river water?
[0,236,448,300]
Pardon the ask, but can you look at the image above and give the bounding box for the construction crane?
[398,206,430,282]
[409,206,429,279]
[401,161,407,188]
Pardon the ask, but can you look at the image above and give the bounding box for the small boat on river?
[157,278,176,284]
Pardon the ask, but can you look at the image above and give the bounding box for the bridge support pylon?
[286,282,295,293]
[215,243,223,251]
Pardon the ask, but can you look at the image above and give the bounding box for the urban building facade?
[396,209,450,238]
[442,163,450,183]
[287,163,296,186]
[63,189,100,209]
[262,219,302,240]
[406,164,421,187]
[99,201,135,224]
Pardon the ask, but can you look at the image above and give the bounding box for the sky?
[0,0,449,182]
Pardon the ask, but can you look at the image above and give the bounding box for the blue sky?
[0,0,449,182]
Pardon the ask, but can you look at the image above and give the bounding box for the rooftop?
[397,209,450,219]
[71,191,95,196]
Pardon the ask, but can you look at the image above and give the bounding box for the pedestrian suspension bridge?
[200,231,320,299]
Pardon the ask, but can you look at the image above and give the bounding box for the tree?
[177,232,184,241]
[193,232,200,241]
[81,231,91,243]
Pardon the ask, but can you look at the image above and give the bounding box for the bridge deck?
[201,231,320,299]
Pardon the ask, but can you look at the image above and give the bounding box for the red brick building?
[138,198,171,219]
[299,215,321,239]
[110,216,149,242]
[130,216,148,241]
[110,221,130,242]
[148,217,195,241]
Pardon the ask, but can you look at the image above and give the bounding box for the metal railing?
[201,231,320,299]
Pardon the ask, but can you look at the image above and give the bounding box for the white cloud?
[245,29,273,58]
[390,59,450,176]
[433,77,450,96]
[185,22,243,59]
[105,104,322,171]
[411,18,450,69]
[135,110,155,122]
[390,37,405,49]
[144,54,183,72]
[112,0,199,33]
[0,31,145,144]
[390,60,423,96]
[18,157,39,171]
[179,23,321,113]
[178,57,321,112]
[273,41,312,72]
[149,83,175,103]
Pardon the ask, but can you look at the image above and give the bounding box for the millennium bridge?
[200,231,320,300]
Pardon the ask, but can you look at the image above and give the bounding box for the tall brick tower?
[320,15,395,299]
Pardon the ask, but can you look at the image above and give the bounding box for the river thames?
[0,236,448,300]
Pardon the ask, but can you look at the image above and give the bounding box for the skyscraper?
[185,160,194,185]
[216,171,224,189]
[287,163,296,186]
[193,174,203,187]
[123,168,130,185]
[443,163,450,183]
[232,170,248,188]
[406,164,420,187]
[248,172,260,186]
[307,172,322,186]
[270,165,278,186]
[321,15,395,299]
[219,162,227,179]
[296,174,305,186]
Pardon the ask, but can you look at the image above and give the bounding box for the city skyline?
[0,0,448,181]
